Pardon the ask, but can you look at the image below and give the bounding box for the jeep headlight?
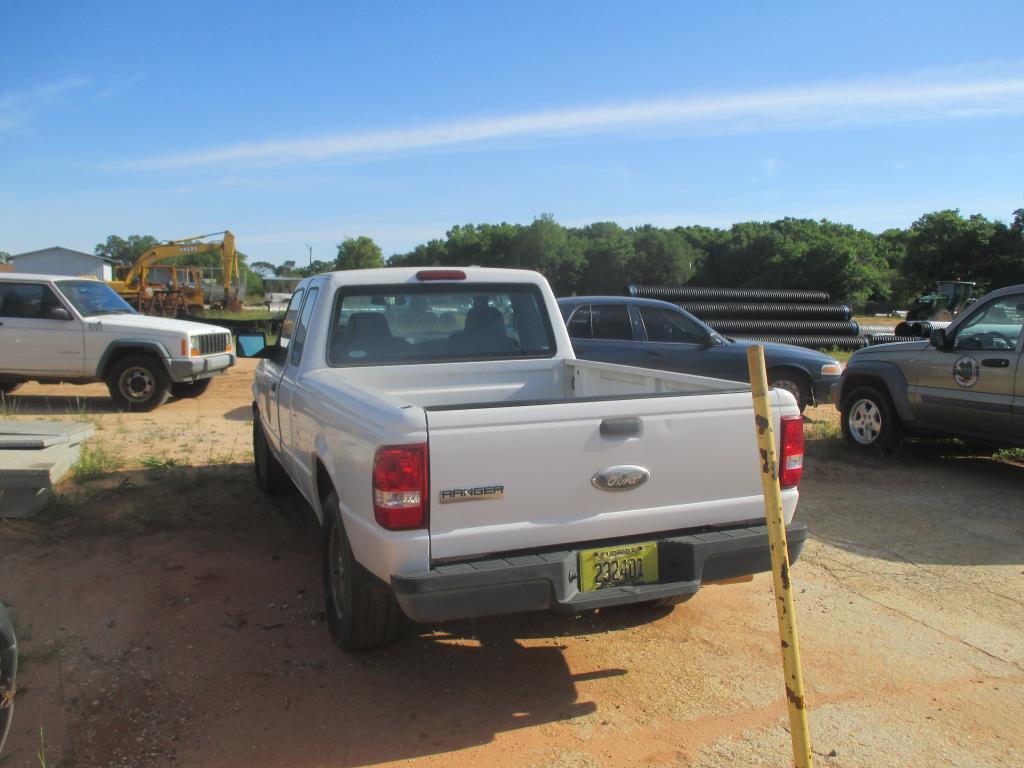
[820,361,844,376]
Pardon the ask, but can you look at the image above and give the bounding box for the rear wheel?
[841,386,899,451]
[170,378,212,398]
[647,592,696,608]
[106,354,170,412]
[322,491,402,650]
[252,414,291,493]
[768,369,810,412]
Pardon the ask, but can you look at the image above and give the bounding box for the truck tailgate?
[425,390,795,561]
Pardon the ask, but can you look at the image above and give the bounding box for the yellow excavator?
[107,231,242,316]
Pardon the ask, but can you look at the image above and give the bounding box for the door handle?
[600,417,642,437]
[271,383,277,392]
[981,358,1009,368]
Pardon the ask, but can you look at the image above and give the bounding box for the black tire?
[170,378,213,399]
[768,369,810,413]
[322,491,402,650]
[105,354,170,412]
[647,592,696,608]
[841,385,899,451]
[0,382,22,396]
[252,414,291,493]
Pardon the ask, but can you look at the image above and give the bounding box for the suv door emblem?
[592,465,651,492]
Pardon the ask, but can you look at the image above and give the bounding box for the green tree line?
[91,208,1024,305]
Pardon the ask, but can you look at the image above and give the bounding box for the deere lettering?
[439,485,505,503]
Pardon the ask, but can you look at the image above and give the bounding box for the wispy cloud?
[112,69,1024,171]
[0,77,90,132]
[95,72,148,101]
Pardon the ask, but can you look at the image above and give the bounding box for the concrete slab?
[0,421,94,518]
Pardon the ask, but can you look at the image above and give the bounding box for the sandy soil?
[0,361,1021,767]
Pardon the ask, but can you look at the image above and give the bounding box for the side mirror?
[929,328,948,349]
[47,306,72,321]
[236,333,268,358]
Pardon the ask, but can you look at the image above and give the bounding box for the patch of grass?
[71,444,124,483]
[994,447,1024,462]
[141,456,178,470]
[805,420,841,441]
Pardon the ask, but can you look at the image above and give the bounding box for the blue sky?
[2,1,1023,266]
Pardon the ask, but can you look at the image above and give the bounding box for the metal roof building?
[9,247,115,280]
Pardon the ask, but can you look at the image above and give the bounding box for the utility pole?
[306,244,313,266]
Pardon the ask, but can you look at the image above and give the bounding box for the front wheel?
[841,386,899,451]
[106,355,170,412]
[170,378,212,399]
[252,414,291,493]
[322,492,402,650]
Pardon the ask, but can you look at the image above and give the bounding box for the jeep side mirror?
[929,328,948,349]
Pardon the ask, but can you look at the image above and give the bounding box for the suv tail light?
[373,445,428,530]
[779,416,804,489]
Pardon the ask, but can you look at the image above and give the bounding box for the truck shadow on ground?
[0,393,119,415]
[1,464,637,767]
[802,439,1024,567]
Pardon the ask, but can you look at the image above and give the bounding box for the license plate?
[579,542,659,592]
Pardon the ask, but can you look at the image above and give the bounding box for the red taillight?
[416,269,466,281]
[779,415,804,489]
[372,445,428,530]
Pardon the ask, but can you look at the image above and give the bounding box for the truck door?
[913,292,1023,439]
[277,283,322,490]
[255,286,304,451]
[0,281,84,375]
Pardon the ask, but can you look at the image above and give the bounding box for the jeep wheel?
[252,414,291,493]
[106,355,170,412]
[170,378,212,399]
[842,386,899,451]
[322,491,402,650]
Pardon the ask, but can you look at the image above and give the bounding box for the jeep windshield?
[56,280,137,317]
[327,283,555,366]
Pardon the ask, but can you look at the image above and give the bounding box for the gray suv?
[834,284,1024,450]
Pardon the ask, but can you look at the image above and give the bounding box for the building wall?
[12,249,112,280]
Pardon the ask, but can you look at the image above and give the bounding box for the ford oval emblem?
[591,465,651,492]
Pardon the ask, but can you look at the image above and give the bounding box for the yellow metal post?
[747,345,814,768]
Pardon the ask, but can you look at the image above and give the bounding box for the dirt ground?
[1,360,1022,768]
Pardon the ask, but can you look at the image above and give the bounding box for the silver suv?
[833,284,1023,450]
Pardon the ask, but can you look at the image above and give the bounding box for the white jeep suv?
[0,273,235,411]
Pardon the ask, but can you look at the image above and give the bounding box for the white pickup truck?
[248,267,807,649]
[0,273,235,410]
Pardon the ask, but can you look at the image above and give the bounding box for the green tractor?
[906,280,976,321]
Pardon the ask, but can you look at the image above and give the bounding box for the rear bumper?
[391,522,808,623]
[166,353,235,382]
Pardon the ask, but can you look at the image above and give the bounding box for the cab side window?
[289,288,320,366]
[954,295,1024,351]
[278,289,305,349]
[0,283,62,319]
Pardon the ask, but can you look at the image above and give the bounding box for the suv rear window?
[327,283,555,366]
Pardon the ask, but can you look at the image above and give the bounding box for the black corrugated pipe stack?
[678,302,853,320]
[630,285,832,304]
[629,284,862,350]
